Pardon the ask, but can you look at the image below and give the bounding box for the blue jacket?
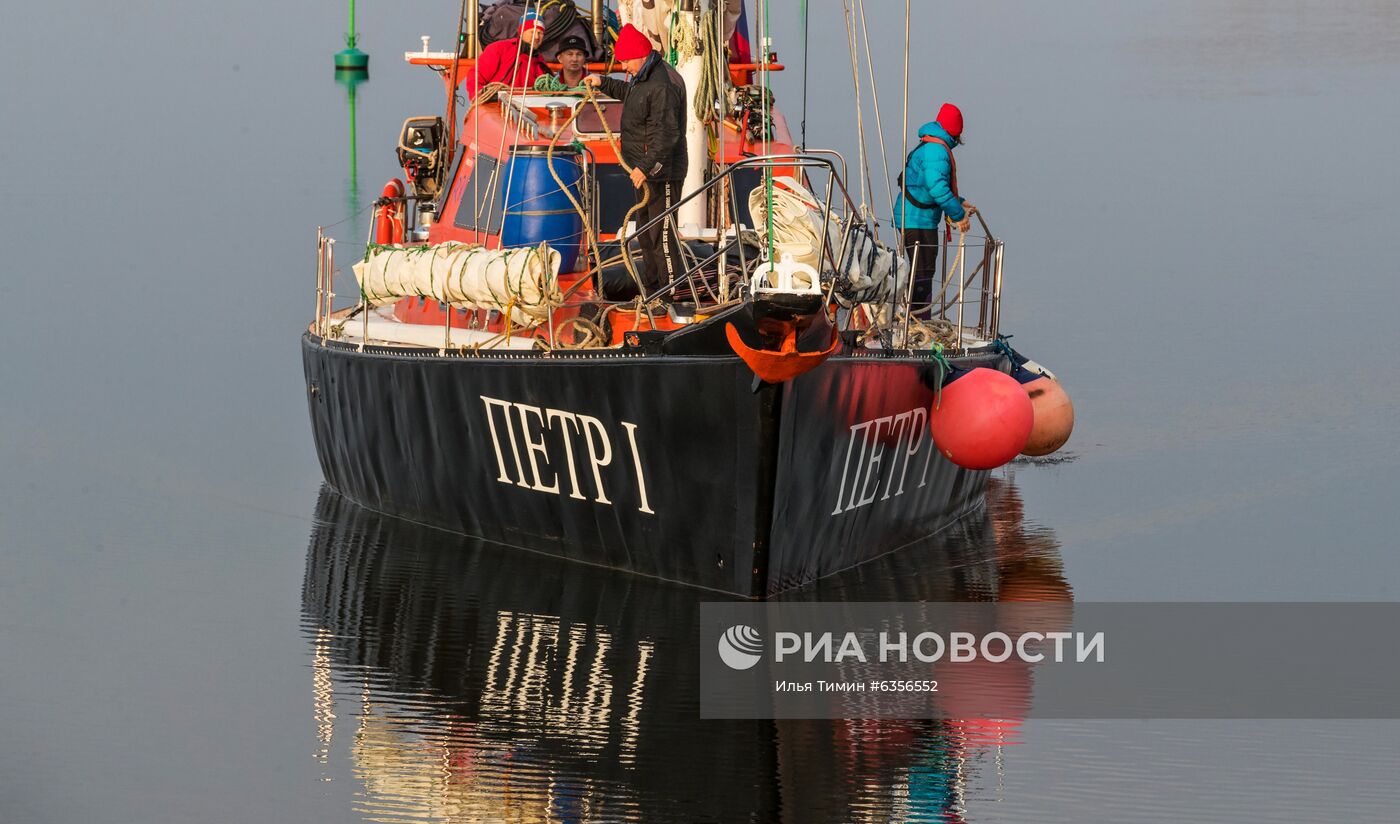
[892,121,966,229]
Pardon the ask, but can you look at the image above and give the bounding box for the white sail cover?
[748,176,826,271]
[748,178,909,307]
[353,242,561,323]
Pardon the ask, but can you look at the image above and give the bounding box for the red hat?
[936,103,964,139]
[613,24,653,61]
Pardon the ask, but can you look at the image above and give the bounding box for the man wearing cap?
[534,35,591,92]
[462,12,549,98]
[894,103,977,306]
[582,24,688,292]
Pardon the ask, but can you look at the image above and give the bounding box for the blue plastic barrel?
[501,146,585,273]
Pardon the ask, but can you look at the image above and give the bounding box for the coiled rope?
[693,6,729,125]
[905,317,958,350]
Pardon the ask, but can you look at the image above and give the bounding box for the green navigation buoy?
[335,48,369,70]
[334,0,369,70]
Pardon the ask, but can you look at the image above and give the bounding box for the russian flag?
[729,0,752,65]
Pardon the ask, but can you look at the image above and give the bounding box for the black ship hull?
[302,331,1006,596]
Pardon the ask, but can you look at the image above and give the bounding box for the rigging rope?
[841,1,872,217]
[927,344,951,405]
[545,114,605,287]
[760,0,774,266]
[800,0,809,147]
[494,0,546,232]
[443,0,470,184]
[898,0,911,235]
[480,0,545,240]
[854,0,896,227]
[898,0,913,343]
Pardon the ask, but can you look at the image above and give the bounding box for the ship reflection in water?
[301,475,1070,822]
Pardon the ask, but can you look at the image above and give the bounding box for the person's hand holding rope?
[954,202,976,233]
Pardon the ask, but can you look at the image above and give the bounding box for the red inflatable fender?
[928,367,1034,470]
[1020,375,1075,457]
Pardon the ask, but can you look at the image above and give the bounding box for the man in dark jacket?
[583,24,688,292]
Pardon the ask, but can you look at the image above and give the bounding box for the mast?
[676,0,708,234]
[591,0,605,48]
[466,0,480,57]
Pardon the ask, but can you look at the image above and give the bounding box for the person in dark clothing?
[893,103,976,307]
[583,24,688,293]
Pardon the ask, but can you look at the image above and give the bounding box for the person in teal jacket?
[893,103,975,305]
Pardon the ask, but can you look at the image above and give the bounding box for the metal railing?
[314,228,336,340]
[310,154,1006,353]
[625,152,1005,348]
[902,210,1005,344]
[621,153,869,306]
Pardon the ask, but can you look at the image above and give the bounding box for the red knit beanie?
[936,103,964,139]
[613,24,653,61]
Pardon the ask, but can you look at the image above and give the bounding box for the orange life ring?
[373,179,406,245]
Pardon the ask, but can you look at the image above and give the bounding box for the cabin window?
[452,154,506,231]
[573,99,625,138]
[435,146,468,213]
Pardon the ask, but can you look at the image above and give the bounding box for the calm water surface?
[2,1,1399,821]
